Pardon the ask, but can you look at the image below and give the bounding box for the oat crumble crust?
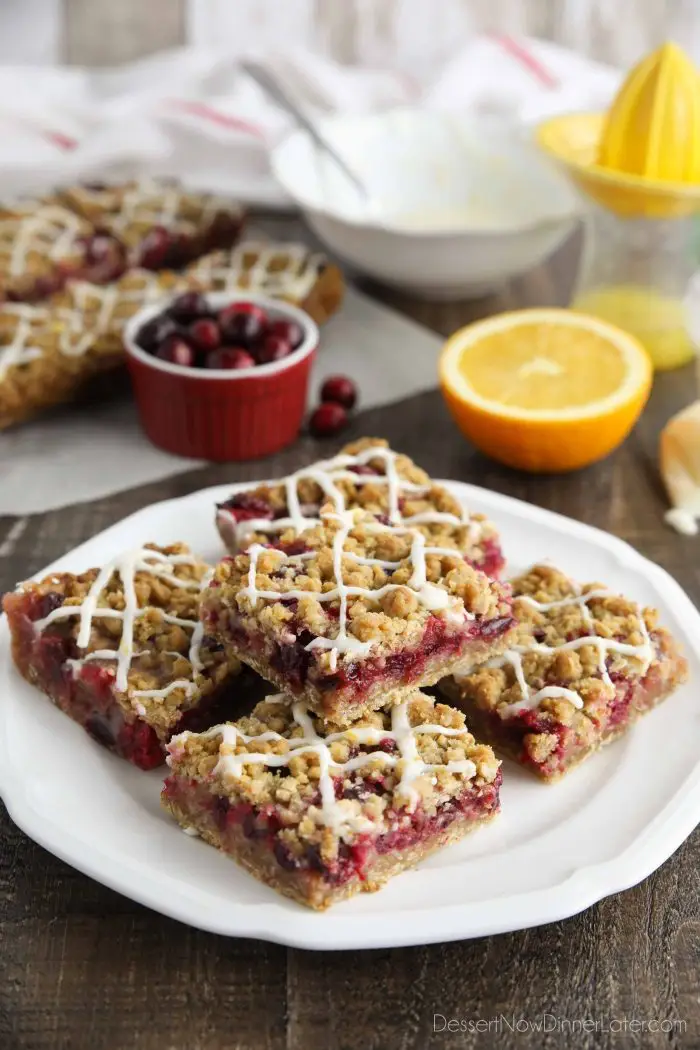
[10,543,242,736]
[205,507,512,677]
[185,243,345,326]
[57,181,244,255]
[166,691,500,858]
[217,436,500,560]
[447,563,688,771]
[0,270,193,429]
[0,202,95,298]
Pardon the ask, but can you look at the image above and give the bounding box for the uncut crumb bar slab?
[215,437,504,577]
[185,239,344,326]
[162,691,501,910]
[0,269,192,429]
[441,564,688,781]
[58,179,245,270]
[3,543,261,770]
[201,507,514,725]
[0,201,123,301]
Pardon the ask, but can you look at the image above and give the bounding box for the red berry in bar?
[206,347,256,370]
[188,318,221,352]
[257,335,292,364]
[309,401,348,438]
[156,336,196,368]
[267,318,305,349]
[139,225,172,269]
[320,375,358,410]
[219,302,268,344]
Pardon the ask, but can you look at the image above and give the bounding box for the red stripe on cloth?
[166,100,267,141]
[45,130,78,150]
[491,35,558,89]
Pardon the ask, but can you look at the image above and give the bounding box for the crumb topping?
[206,508,511,672]
[167,691,500,852]
[59,179,243,249]
[0,203,92,287]
[16,543,241,731]
[454,563,663,723]
[186,240,327,300]
[216,437,500,565]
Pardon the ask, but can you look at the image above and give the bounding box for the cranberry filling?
[473,537,505,579]
[191,770,501,886]
[219,493,276,522]
[222,609,513,706]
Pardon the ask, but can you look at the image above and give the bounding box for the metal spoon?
[240,59,371,203]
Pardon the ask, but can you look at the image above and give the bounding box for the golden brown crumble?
[58,180,243,245]
[205,508,511,674]
[453,563,686,726]
[0,269,192,429]
[216,437,500,564]
[0,203,94,297]
[14,543,242,736]
[167,691,500,853]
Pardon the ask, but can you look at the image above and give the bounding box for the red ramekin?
[124,292,319,461]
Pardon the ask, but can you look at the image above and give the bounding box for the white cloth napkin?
[0,36,620,206]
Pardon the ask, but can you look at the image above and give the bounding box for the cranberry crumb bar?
[215,437,504,577]
[0,270,193,429]
[185,240,345,326]
[58,179,244,270]
[3,543,261,770]
[201,508,514,724]
[0,202,123,301]
[441,564,688,781]
[162,691,501,910]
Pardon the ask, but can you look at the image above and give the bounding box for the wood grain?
[0,213,698,1049]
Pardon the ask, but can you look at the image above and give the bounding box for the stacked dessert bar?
[162,439,514,908]
[0,178,344,429]
[3,438,689,911]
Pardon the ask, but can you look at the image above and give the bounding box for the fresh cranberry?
[320,375,357,410]
[257,334,292,364]
[206,347,256,370]
[139,226,172,268]
[136,315,178,353]
[218,302,267,344]
[267,318,304,349]
[188,318,221,353]
[309,401,348,438]
[156,336,195,367]
[168,291,209,324]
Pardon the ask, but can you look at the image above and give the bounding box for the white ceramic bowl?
[270,109,580,299]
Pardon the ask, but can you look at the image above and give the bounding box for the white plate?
[1,481,699,950]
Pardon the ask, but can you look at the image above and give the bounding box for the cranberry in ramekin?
[124,293,319,461]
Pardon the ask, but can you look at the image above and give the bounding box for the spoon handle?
[241,59,369,201]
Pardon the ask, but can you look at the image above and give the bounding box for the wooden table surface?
[1,226,698,1050]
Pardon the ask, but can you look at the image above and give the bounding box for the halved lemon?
[439,308,653,472]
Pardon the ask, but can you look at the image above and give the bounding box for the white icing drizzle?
[239,510,470,666]
[221,446,482,550]
[92,179,238,244]
[31,546,209,701]
[0,205,87,277]
[171,696,479,835]
[467,580,654,718]
[0,271,186,378]
[188,240,325,300]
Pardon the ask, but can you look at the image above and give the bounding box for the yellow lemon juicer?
[536,42,700,370]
